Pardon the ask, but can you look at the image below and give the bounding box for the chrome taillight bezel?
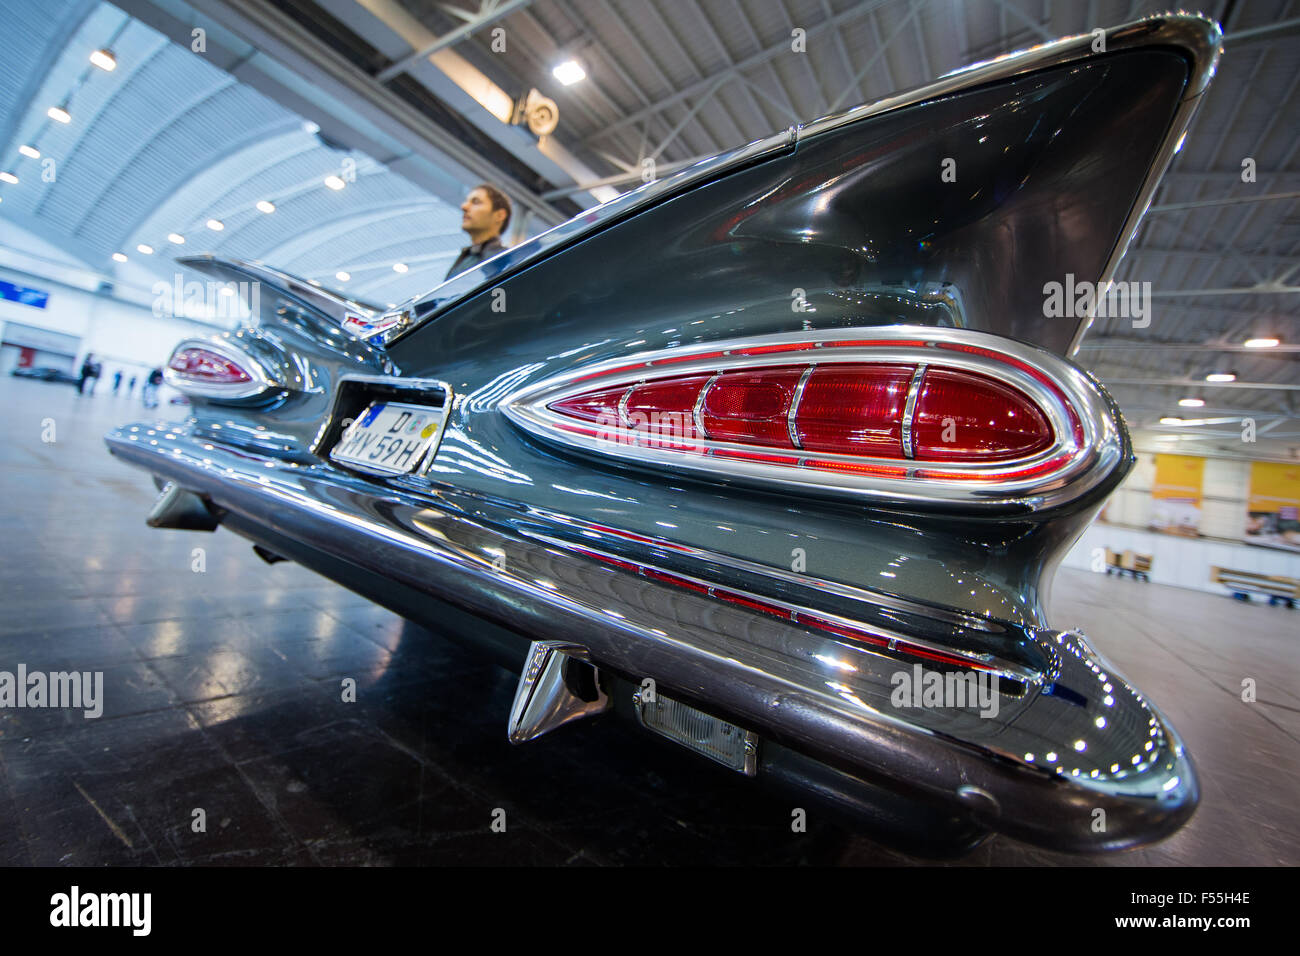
[503,327,1127,512]
[163,336,285,401]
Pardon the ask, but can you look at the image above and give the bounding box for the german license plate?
[330,401,444,475]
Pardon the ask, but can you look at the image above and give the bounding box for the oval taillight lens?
[546,360,1057,470]
[912,368,1052,461]
[168,347,253,385]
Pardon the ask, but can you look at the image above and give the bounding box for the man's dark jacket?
[444,236,506,281]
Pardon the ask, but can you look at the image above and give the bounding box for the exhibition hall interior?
[0,0,1296,869]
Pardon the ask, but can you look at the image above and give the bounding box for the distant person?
[128,374,137,394]
[444,183,512,281]
[78,354,98,395]
[112,370,123,393]
[142,367,163,408]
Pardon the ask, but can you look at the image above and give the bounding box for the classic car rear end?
[106,14,1222,853]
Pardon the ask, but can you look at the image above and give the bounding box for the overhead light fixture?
[18,145,39,159]
[90,49,117,71]
[335,271,350,282]
[112,252,128,263]
[1205,372,1236,382]
[206,218,224,231]
[552,59,586,85]
[392,262,408,273]
[303,121,320,135]
[1159,417,1184,426]
[47,104,71,124]
[256,200,275,214]
[137,243,154,255]
[0,171,17,184]
[324,175,346,190]
[1244,337,1279,348]
[167,232,185,244]
[307,279,322,287]
[1178,398,1205,408]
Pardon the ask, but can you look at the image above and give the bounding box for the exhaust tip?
[146,482,219,531]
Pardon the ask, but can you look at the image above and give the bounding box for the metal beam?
[591,0,893,142]
[375,0,533,82]
[1147,190,1300,213]
[829,2,926,112]
[1081,340,1300,353]
[1223,16,1300,44]
[1104,378,1300,391]
[1151,284,1300,297]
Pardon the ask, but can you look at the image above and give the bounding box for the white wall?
[1062,523,1300,595]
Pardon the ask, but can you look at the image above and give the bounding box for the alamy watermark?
[0,665,103,718]
[1043,273,1151,328]
[152,274,259,322]
[890,664,1000,718]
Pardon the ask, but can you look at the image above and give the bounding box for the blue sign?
[0,280,50,309]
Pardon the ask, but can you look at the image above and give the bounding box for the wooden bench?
[1105,548,1152,581]
[1211,567,1299,608]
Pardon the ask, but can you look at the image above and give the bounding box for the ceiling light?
[0,171,17,184]
[1156,434,1178,441]
[137,244,154,255]
[1206,372,1236,382]
[256,200,276,214]
[1178,398,1204,407]
[324,175,345,190]
[552,59,586,85]
[18,145,39,159]
[219,286,234,296]
[1244,337,1279,348]
[206,218,224,231]
[47,104,71,124]
[112,252,128,263]
[392,262,408,273]
[335,271,350,282]
[167,233,185,244]
[303,121,320,135]
[1159,417,1184,426]
[307,279,322,287]
[90,49,117,71]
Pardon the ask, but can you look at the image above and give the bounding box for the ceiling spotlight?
[47,104,71,124]
[1178,398,1205,408]
[552,59,586,85]
[1205,372,1236,382]
[335,271,350,282]
[256,200,276,214]
[1244,337,1279,348]
[167,232,185,244]
[303,120,320,135]
[1159,417,1184,426]
[324,175,346,190]
[0,171,17,184]
[392,262,408,273]
[307,279,322,287]
[137,243,154,255]
[206,218,224,231]
[18,145,40,159]
[90,49,117,71]
[112,252,128,263]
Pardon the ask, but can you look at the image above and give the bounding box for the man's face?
[460,188,502,238]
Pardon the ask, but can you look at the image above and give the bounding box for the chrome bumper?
[106,421,1197,851]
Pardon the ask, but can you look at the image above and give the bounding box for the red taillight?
[912,368,1052,461]
[546,361,1058,465]
[168,347,253,384]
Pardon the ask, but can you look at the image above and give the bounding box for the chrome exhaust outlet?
[146,482,220,531]
[508,641,610,744]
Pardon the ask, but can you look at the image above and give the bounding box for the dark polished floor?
[1,376,1296,865]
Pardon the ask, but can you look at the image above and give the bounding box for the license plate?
[330,401,444,475]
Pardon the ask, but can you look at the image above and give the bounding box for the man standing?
[444,183,512,281]
[78,353,97,395]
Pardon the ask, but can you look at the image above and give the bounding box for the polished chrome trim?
[504,327,1123,512]
[901,364,926,460]
[381,16,1221,350]
[508,641,610,744]
[788,365,815,450]
[104,421,1198,851]
[163,336,284,401]
[617,382,634,429]
[693,372,720,441]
